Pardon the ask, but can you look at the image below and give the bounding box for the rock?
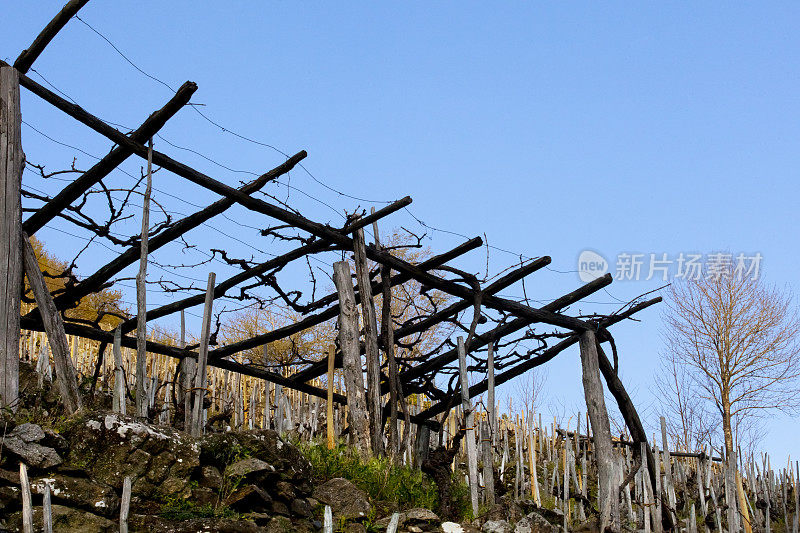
[191,486,217,507]
[225,456,275,482]
[514,517,532,533]
[30,474,119,516]
[312,477,371,521]
[225,484,272,513]
[407,507,441,524]
[483,520,512,533]
[408,526,423,533]
[200,430,311,486]
[271,500,290,516]
[274,480,296,501]
[7,504,115,532]
[129,514,263,532]
[264,515,294,533]
[62,413,200,501]
[291,497,312,517]
[442,523,465,533]
[524,512,561,533]
[198,465,223,489]
[9,422,45,442]
[2,434,62,468]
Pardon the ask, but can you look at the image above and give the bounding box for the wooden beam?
[30,151,305,317]
[21,232,82,413]
[216,235,481,363]
[0,66,23,411]
[13,0,91,74]
[22,81,197,235]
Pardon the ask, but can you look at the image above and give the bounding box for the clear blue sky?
[5,2,799,461]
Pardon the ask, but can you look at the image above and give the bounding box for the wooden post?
[579,330,616,532]
[352,226,383,456]
[332,261,371,458]
[43,482,52,533]
[20,463,33,533]
[191,272,215,436]
[135,139,153,418]
[180,309,194,430]
[22,233,82,413]
[371,210,399,460]
[120,476,131,533]
[113,326,125,414]
[323,505,333,533]
[0,65,23,412]
[326,345,335,449]
[482,419,496,506]
[487,341,497,449]
[457,336,479,517]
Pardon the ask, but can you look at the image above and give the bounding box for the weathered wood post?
[112,327,125,414]
[326,345,335,449]
[579,330,616,532]
[20,463,33,533]
[332,261,371,457]
[135,139,153,418]
[120,476,131,533]
[190,272,215,436]
[481,419,496,505]
[371,210,400,460]
[43,482,52,533]
[22,233,83,413]
[352,225,383,456]
[0,65,23,412]
[457,336,479,517]
[487,341,496,448]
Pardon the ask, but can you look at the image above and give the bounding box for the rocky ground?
[0,366,569,532]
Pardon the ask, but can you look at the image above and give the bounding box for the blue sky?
[5,2,799,460]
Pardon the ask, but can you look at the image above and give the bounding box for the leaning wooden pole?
[579,330,616,532]
[135,139,153,418]
[0,65,23,412]
[326,345,335,450]
[332,261,371,458]
[14,0,91,74]
[191,272,216,436]
[22,232,82,413]
[457,336,480,518]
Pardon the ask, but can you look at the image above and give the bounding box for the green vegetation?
[159,497,236,520]
[301,441,438,511]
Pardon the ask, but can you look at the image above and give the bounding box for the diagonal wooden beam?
[23,81,197,235]
[210,236,483,361]
[14,0,91,74]
[118,196,411,334]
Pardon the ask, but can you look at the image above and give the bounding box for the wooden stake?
[135,139,153,418]
[0,65,23,412]
[22,233,82,413]
[113,326,125,415]
[120,476,131,533]
[20,463,33,533]
[332,261,371,457]
[191,272,215,436]
[457,336,479,517]
[43,482,52,533]
[326,345,335,449]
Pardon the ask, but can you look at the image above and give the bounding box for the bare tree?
[655,352,717,452]
[662,264,800,457]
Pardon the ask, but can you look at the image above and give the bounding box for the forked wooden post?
[22,232,82,413]
[135,139,153,418]
[352,225,383,456]
[457,336,479,517]
[0,65,23,412]
[191,272,216,436]
[579,330,616,532]
[326,345,335,449]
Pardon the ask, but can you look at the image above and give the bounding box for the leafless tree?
[662,264,800,457]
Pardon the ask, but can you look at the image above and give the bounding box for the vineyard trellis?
[0,1,700,530]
